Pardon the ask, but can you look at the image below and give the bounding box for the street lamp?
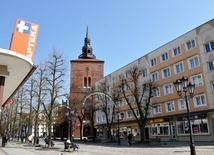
[66,108,78,141]
[173,76,196,155]
[116,112,124,146]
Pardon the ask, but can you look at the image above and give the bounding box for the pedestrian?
[1,130,8,147]
[127,132,133,147]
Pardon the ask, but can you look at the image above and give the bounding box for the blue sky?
[1,0,214,77]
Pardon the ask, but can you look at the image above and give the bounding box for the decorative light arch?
[81,90,115,104]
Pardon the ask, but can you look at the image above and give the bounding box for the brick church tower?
[70,26,104,138]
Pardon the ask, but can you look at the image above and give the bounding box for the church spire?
[78,25,96,59]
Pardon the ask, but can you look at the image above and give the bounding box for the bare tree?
[32,64,47,145]
[25,77,37,138]
[69,97,84,140]
[42,48,67,147]
[96,81,117,141]
[119,67,153,142]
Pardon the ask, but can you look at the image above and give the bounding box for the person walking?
[1,130,8,147]
[127,133,133,147]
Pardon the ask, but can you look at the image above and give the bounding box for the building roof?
[0,48,37,106]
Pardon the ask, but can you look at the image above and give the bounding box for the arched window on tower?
[88,77,91,88]
[84,77,87,88]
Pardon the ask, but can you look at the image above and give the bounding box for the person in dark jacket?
[1,130,8,147]
[127,133,133,147]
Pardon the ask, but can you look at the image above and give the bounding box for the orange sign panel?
[10,19,39,61]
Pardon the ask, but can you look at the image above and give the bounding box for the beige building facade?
[95,19,214,142]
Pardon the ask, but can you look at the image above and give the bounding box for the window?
[116,112,124,119]
[165,101,175,112]
[119,75,122,81]
[178,99,187,110]
[107,108,110,114]
[134,109,139,117]
[208,61,214,71]
[163,83,173,95]
[152,87,160,98]
[107,86,110,92]
[151,72,158,82]
[88,77,91,87]
[126,83,130,91]
[125,71,130,78]
[162,67,171,78]
[150,58,157,67]
[190,74,203,86]
[83,77,91,88]
[211,81,214,91]
[112,77,116,84]
[84,77,87,87]
[161,52,169,62]
[126,96,131,104]
[173,46,181,56]
[97,117,100,122]
[119,86,123,93]
[205,41,214,53]
[134,94,140,103]
[126,110,132,118]
[118,99,124,106]
[102,115,106,121]
[174,62,184,74]
[188,55,199,69]
[194,94,206,107]
[142,69,147,77]
[177,119,208,135]
[186,39,196,50]
[152,123,169,136]
[153,104,162,114]
[143,83,149,91]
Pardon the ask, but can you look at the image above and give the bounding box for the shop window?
[177,118,209,135]
[152,123,169,136]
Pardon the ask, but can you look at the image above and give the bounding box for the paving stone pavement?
[0,139,214,155]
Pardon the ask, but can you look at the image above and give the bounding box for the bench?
[145,137,161,145]
[44,138,54,147]
[64,141,79,151]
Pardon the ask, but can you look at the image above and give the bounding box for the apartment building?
[95,19,214,142]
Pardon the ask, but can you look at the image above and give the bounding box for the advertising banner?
[10,18,39,61]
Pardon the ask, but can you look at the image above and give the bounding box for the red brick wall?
[70,59,104,138]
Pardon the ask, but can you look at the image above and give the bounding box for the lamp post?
[116,112,124,146]
[173,76,196,155]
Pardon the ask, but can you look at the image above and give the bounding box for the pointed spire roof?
[78,25,96,59]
